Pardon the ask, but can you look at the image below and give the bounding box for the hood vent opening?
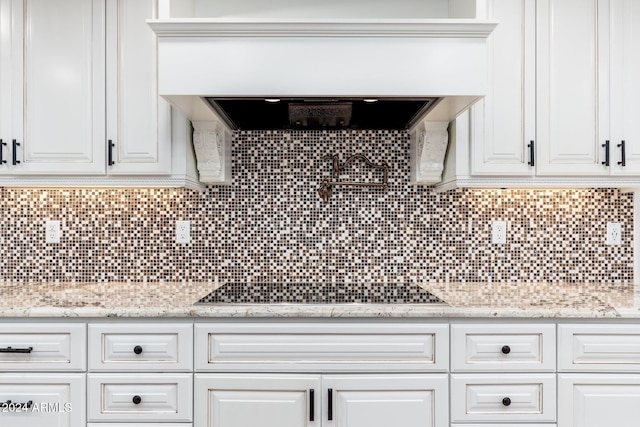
[205,98,439,130]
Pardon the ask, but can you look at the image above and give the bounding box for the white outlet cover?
[491,220,507,244]
[176,220,191,244]
[45,220,61,244]
[606,222,622,245]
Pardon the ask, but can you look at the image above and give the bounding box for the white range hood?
[148,18,496,184]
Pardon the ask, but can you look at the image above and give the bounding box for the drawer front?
[0,324,85,371]
[88,324,192,371]
[452,425,557,427]
[88,425,192,427]
[559,324,640,371]
[450,374,556,423]
[195,323,448,372]
[87,374,192,422]
[0,373,85,426]
[451,324,556,372]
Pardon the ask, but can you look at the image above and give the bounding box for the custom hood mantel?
[148,18,497,184]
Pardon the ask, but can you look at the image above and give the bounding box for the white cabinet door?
[610,0,640,175]
[106,0,171,175]
[323,374,448,427]
[558,374,640,427]
[471,0,535,176]
[195,374,320,427]
[0,373,85,427]
[536,0,608,176]
[7,0,105,175]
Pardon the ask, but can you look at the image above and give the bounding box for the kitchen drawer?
[0,323,85,371]
[450,374,556,423]
[559,324,640,371]
[195,323,448,372]
[88,323,193,371]
[88,425,192,427]
[87,373,193,422]
[451,323,556,372]
[0,373,85,427]
[452,425,557,427]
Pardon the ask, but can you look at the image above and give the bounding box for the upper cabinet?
[535,0,607,176]
[444,0,640,189]
[470,0,535,177]
[0,0,106,175]
[0,0,200,188]
[106,0,171,175]
[609,0,640,175]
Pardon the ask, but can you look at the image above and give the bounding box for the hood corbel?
[410,120,449,184]
[192,120,232,184]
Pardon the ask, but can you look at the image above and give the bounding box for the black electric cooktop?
[196,282,447,305]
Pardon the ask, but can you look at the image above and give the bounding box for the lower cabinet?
[194,373,448,427]
[0,373,85,427]
[558,374,640,427]
[87,373,193,423]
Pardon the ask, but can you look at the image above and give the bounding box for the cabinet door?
[471,0,535,176]
[0,373,85,427]
[0,0,11,174]
[195,374,320,427]
[558,374,640,427]
[610,0,640,175]
[536,0,608,175]
[106,0,171,175]
[9,0,106,175]
[323,374,448,427]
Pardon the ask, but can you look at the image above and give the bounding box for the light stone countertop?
[0,280,638,318]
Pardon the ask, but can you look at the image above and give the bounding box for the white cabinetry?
[450,323,556,427]
[194,322,449,427]
[106,0,171,175]
[87,322,193,426]
[445,0,640,190]
[195,373,447,427]
[0,0,200,188]
[0,0,105,175]
[0,323,86,427]
[558,324,640,427]
[471,0,535,176]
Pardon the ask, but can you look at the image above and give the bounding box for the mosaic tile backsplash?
[0,130,633,283]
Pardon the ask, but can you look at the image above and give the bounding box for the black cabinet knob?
[501,345,511,354]
[132,395,142,405]
[502,397,511,406]
[133,345,143,354]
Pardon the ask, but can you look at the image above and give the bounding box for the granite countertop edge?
[0,281,637,319]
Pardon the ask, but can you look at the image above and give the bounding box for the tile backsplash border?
[0,129,633,283]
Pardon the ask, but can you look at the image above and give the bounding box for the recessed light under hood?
[205,98,439,130]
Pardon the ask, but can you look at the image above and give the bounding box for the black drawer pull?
[0,346,33,353]
[0,139,6,165]
[618,140,626,167]
[502,397,512,406]
[133,345,143,355]
[501,345,511,354]
[108,140,115,166]
[12,139,20,165]
[1,400,33,409]
[328,388,333,421]
[132,395,142,405]
[602,140,610,166]
[309,389,315,421]
[527,140,535,167]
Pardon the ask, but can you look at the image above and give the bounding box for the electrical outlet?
[176,220,191,244]
[606,222,622,245]
[45,220,60,244]
[491,220,507,244]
